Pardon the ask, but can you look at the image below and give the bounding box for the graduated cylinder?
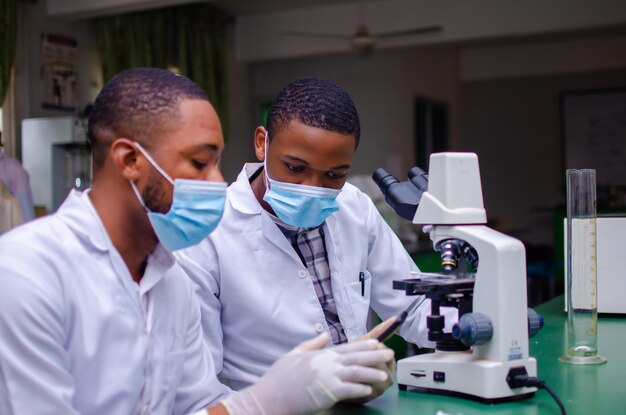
[561,169,606,365]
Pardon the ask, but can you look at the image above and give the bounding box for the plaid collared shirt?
[278,224,348,345]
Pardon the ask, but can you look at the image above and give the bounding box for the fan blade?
[280,30,352,40]
[375,25,443,38]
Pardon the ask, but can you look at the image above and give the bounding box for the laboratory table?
[325,295,626,414]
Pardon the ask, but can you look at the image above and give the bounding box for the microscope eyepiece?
[372,168,398,190]
[372,167,428,221]
[408,167,428,191]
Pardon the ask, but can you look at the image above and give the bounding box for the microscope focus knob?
[527,308,544,338]
[452,313,493,346]
[427,315,445,342]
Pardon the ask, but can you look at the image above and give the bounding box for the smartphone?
[376,310,408,342]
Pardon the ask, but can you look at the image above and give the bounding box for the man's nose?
[301,173,324,188]
[206,165,225,183]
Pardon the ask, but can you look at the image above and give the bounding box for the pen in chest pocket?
[359,272,365,296]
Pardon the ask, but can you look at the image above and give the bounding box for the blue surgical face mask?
[131,142,227,251]
[262,132,341,228]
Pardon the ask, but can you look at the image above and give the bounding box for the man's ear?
[110,139,143,181]
[253,126,267,162]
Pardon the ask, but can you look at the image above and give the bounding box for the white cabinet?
[22,117,91,213]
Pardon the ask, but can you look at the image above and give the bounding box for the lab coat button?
[315,323,324,333]
[141,404,149,415]
[298,269,308,279]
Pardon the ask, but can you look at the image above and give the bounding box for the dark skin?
[88,98,229,415]
[250,121,356,211]
[250,120,394,402]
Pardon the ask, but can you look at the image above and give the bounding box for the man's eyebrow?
[284,155,351,170]
[284,155,310,165]
[190,143,220,153]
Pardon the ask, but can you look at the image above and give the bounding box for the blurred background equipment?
[0,132,34,230]
[21,116,91,215]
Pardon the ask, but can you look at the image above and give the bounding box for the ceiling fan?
[280,23,443,55]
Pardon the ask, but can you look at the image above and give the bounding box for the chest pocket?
[343,270,372,336]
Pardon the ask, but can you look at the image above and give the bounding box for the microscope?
[373,152,543,403]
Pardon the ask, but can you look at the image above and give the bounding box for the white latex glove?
[221,334,394,415]
[343,316,399,404]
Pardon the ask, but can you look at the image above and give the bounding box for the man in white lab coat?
[177,77,456,399]
[0,69,394,415]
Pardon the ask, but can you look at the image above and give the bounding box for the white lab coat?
[0,190,229,414]
[177,164,454,390]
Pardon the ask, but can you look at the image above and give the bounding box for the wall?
[461,33,626,81]
[240,46,461,183]
[458,33,626,247]
[235,32,626,251]
[11,0,626,253]
[461,69,626,247]
[13,1,102,158]
[235,0,626,62]
[9,2,249,183]
[219,24,255,182]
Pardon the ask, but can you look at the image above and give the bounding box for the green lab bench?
[325,295,626,414]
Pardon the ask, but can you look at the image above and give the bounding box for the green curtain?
[95,4,230,136]
[0,0,17,104]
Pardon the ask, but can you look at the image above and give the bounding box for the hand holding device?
[221,334,393,415]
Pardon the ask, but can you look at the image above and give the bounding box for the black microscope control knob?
[527,308,544,338]
[452,312,493,346]
[427,315,445,341]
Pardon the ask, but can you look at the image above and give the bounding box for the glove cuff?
[220,388,266,415]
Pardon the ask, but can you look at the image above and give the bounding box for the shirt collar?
[266,209,325,238]
[139,243,175,295]
[267,211,300,238]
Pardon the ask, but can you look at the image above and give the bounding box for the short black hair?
[88,67,208,169]
[266,77,360,148]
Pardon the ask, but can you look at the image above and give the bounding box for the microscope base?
[397,352,537,403]
[398,384,535,404]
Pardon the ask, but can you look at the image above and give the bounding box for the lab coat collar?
[57,190,175,269]
[228,163,339,265]
[228,163,265,215]
[58,190,174,306]
[229,164,301,263]
[57,190,114,252]
[229,162,339,231]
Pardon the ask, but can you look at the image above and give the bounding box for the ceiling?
[46,0,380,19]
[208,0,379,16]
[46,0,626,62]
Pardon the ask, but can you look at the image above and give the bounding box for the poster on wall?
[41,33,78,111]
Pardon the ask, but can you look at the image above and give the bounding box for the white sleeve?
[0,240,79,414]
[175,239,227,380]
[173,280,231,415]
[362,194,457,347]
